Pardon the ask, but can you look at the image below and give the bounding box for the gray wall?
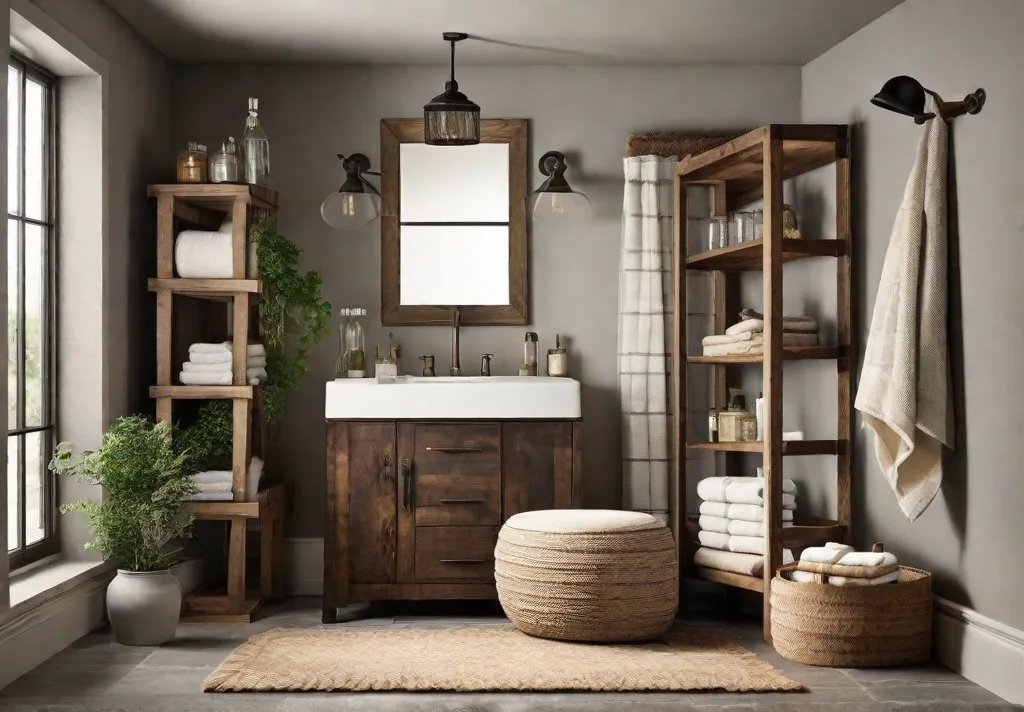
[801,0,1024,628]
[172,64,802,537]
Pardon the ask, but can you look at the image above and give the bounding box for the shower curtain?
[618,156,677,521]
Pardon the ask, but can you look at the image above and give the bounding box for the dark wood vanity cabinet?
[323,420,582,622]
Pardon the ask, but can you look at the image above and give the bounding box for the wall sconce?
[529,151,591,227]
[321,153,387,230]
[871,76,986,124]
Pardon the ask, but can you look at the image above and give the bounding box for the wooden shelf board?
[184,481,290,520]
[148,278,262,300]
[686,439,846,456]
[685,239,845,271]
[691,565,764,592]
[688,345,847,364]
[150,385,253,400]
[180,592,263,623]
[148,183,278,210]
[678,125,844,206]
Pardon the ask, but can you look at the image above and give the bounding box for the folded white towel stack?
[704,310,820,357]
[179,342,268,386]
[791,541,901,586]
[184,469,234,501]
[694,474,800,576]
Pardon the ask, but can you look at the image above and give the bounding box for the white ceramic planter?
[106,569,182,646]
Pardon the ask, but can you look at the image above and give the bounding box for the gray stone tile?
[105,664,219,696]
[0,665,140,698]
[861,681,1010,705]
[841,664,973,684]
[0,695,287,711]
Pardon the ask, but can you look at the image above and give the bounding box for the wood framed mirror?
[380,118,528,326]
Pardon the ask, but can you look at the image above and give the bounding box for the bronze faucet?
[450,307,461,376]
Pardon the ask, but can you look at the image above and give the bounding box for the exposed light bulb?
[342,193,357,217]
[550,193,564,214]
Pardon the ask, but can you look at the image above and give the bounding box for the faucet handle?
[480,353,493,377]
[419,354,435,377]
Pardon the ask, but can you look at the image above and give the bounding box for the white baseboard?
[934,596,1024,705]
[0,566,111,689]
[286,538,324,596]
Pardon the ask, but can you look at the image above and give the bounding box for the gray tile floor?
[0,597,1016,711]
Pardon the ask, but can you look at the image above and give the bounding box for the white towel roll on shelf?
[175,230,233,278]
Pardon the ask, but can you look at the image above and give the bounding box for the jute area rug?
[203,626,801,693]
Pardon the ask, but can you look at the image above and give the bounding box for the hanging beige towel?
[854,111,953,522]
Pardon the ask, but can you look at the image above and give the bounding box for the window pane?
[25,225,45,427]
[7,219,18,430]
[7,435,19,551]
[25,79,46,221]
[25,431,44,545]
[7,66,21,216]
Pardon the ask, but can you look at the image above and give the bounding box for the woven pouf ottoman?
[494,509,678,642]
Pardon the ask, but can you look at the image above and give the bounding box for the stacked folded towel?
[788,542,900,586]
[183,457,264,502]
[702,309,819,356]
[693,476,798,574]
[180,342,267,385]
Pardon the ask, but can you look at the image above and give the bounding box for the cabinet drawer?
[415,474,500,526]
[412,424,500,526]
[413,424,500,474]
[414,526,498,582]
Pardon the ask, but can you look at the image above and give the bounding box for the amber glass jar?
[176,142,208,183]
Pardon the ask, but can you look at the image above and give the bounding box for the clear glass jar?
[176,141,208,183]
[240,97,271,186]
[335,308,366,378]
[751,209,764,240]
[209,137,239,183]
[708,215,729,251]
[732,211,753,245]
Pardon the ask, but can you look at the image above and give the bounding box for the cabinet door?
[502,422,575,518]
[346,423,397,584]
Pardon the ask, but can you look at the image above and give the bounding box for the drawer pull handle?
[439,498,486,505]
[424,446,483,454]
[439,558,487,564]
[402,458,413,512]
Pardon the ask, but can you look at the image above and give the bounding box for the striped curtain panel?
[618,156,676,521]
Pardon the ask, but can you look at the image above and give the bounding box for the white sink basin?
[325,376,581,420]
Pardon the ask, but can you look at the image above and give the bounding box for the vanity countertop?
[325,376,581,420]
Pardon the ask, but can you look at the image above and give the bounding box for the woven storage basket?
[494,510,678,643]
[771,563,932,667]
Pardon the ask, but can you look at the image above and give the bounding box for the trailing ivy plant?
[50,416,196,572]
[251,219,332,423]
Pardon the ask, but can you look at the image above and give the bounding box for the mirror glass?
[399,143,510,306]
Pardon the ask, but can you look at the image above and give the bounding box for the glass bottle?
[335,308,367,378]
[240,97,271,187]
[708,215,729,250]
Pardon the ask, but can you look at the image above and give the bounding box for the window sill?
[8,559,113,616]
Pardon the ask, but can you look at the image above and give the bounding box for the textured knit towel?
[701,333,818,356]
[192,470,232,485]
[693,547,794,577]
[725,315,818,336]
[855,109,953,521]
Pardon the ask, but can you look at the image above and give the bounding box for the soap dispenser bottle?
[547,334,569,377]
[520,332,539,376]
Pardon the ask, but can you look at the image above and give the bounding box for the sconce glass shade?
[321,153,386,231]
[424,32,480,146]
[529,151,591,227]
[871,75,927,119]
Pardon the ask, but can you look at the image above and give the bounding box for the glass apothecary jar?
[708,215,729,251]
[176,142,208,184]
[751,209,764,240]
[335,308,367,378]
[731,211,754,245]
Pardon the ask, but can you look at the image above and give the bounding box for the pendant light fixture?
[423,32,480,146]
[321,153,387,230]
[529,151,591,227]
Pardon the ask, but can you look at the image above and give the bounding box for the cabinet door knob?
[402,458,412,512]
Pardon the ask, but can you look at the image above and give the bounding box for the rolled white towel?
[724,480,797,507]
[188,351,232,365]
[176,231,233,279]
[800,542,854,565]
[727,503,795,521]
[184,491,234,501]
[247,356,267,368]
[697,530,729,551]
[728,518,794,536]
[697,476,796,504]
[192,470,232,485]
[790,569,900,586]
[246,456,264,500]
[694,547,794,577]
[247,367,268,382]
[180,371,232,386]
[729,534,769,555]
[195,481,232,493]
[698,514,730,534]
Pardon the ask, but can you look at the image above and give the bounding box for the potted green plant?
[50,416,196,646]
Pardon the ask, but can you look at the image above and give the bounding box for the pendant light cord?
[449,40,456,83]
